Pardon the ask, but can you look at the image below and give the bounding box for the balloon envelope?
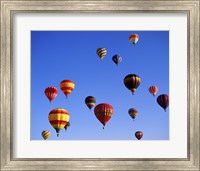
[148,86,158,96]
[85,96,96,110]
[129,34,139,44]
[96,48,107,60]
[41,130,51,140]
[157,94,169,111]
[60,80,75,98]
[44,87,58,102]
[112,54,122,65]
[48,108,70,136]
[94,103,114,128]
[124,74,141,95]
[135,131,143,140]
[128,108,138,120]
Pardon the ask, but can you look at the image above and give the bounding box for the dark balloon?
[135,131,143,140]
[85,96,96,110]
[112,54,122,65]
[128,108,138,120]
[94,103,114,129]
[64,122,70,131]
[157,94,169,112]
[124,74,141,95]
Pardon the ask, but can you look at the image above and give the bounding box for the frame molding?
[1,0,199,170]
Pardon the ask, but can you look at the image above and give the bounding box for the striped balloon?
[112,54,122,65]
[135,131,143,140]
[44,87,58,102]
[60,80,75,98]
[85,96,96,110]
[148,86,158,96]
[41,130,51,140]
[129,34,139,44]
[124,74,141,95]
[48,108,70,136]
[96,48,107,60]
[128,108,138,120]
[94,103,114,129]
[157,94,169,112]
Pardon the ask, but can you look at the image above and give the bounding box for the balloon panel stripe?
[48,114,70,121]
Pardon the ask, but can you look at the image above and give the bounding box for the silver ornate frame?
[1,0,199,170]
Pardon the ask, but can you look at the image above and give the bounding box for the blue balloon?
[112,54,122,65]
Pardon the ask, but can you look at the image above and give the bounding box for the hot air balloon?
[135,131,143,140]
[112,54,122,65]
[60,80,75,98]
[64,122,70,131]
[44,87,58,102]
[129,34,139,44]
[41,130,51,140]
[85,96,96,110]
[157,94,169,112]
[94,103,114,129]
[148,86,158,97]
[48,108,70,137]
[128,108,138,120]
[96,48,107,60]
[124,74,141,95]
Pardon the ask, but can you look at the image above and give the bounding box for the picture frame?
[0,0,199,170]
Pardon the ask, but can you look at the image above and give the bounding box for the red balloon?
[148,86,158,96]
[94,103,114,129]
[44,87,58,102]
[135,131,143,140]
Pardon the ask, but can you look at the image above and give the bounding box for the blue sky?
[31,31,169,140]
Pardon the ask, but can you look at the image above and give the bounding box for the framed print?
[0,0,199,170]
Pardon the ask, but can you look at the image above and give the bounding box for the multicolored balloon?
[129,34,139,44]
[64,122,70,131]
[48,108,70,136]
[85,96,96,110]
[124,74,141,95]
[148,86,158,97]
[60,80,75,98]
[112,54,122,65]
[157,94,169,112]
[41,130,51,140]
[128,108,138,120]
[96,48,107,60]
[135,131,143,140]
[94,103,114,129]
[44,87,58,102]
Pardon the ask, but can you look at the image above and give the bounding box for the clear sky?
[31,31,169,140]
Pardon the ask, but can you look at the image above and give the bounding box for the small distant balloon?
[129,34,139,44]
[157,94,169,112]
[112,54,122,65]
[135,131,143,140]
[44,87,58,102]
[128,108,138,120]
[148,86,158,97]
[85,96,96,110]
[60,80,75,98]
[64,122,70,131]
[96,48,107,60]
[41,130,51,140]
[124,74,141,95]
